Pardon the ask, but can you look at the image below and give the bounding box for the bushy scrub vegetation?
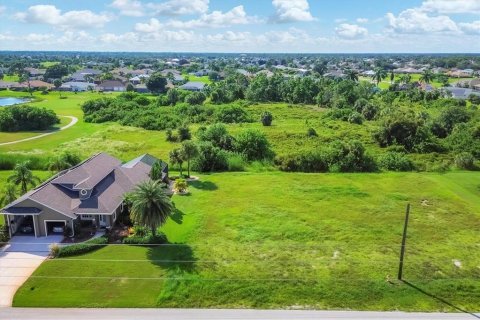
[0,105,59,132]
[275,140,376,173]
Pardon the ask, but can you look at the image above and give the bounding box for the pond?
[0,97,30,107]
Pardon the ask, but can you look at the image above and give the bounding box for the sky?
[0,0,479,53]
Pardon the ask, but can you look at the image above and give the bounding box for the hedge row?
[122,233,167,244]
[56,236,108,257]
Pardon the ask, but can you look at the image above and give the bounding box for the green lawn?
[13,171,480,311]
[185,74,212,84]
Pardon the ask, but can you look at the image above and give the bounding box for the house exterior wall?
[9,198,74,237]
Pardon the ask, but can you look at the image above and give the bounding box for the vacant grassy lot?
[13,171,480,311]
[359,74,474,90]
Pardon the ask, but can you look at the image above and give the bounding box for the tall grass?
[0,153,50,170]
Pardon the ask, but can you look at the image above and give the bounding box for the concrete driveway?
[0,235,63,307]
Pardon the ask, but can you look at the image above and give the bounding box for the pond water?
[0,97,30,107]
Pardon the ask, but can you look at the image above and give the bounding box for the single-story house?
[70,68,102,82]
[444,87,480,100]
[24,67,46,79]
[0,81,19,89]
[10,80,54,91]
[59,82,96,92]
[134,84,150,93]
[98,80,126,92]
[179,81,205,91]
[130,75,150,85]
[1,153,168,238]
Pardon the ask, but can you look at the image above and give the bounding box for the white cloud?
[23,33,54,42]
[271,0,315,23]
[421,0,480,14]
[135,18,163,33]
[110,0,144,17]
[386,8,459,34]
[0,33,15,41]
[207,31,250,42]
[459,21,480,34]
[335,23,368,39]
[0,6,6,15]
[356,18,369,23]
[148,0,209,16]
[166,6,255,29]
[15,5,112,30]
[100,32,138,43]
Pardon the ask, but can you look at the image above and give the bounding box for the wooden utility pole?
[398,203,411,280]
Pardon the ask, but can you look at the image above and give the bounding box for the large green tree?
[127,180,174,236]
[420,69,434,84]
[8,161,41,194]
[146,73,167,94]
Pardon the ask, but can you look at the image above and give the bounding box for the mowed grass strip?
[12,171,480,311]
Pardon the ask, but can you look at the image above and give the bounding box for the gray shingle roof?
[2,153,163,217]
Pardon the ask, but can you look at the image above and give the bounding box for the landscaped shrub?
[56,236,108,258]
[122,233,167,244]
[378,152,415,171]
[173,178,188,193]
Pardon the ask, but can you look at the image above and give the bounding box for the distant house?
[448,69,475,78]
[160,69,181,77]
[444,87,480,100]
[256,70,274,78]
[70,69,102,82]
[0,81,18,89]
[11,80,54,91]
[179,81,205,91]
[236,69,252,77]
[193,69,211,77]
[134,84,150,93]
[1,153,168,238]
[98,80,126,92]
[60,82,96,92]
[130,74,150,85]
[324,71,346,79]
[24,68,46,79]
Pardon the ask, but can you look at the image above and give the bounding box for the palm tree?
[19,72,33,97]
[345,69,359,82]
[180,141,198,178]
[8,161,41,194]
[47,155,69,173]
[127,180,174,236]
[169,149,184,177]
[420,69,434,84]
[390,71,395,84]
[0,184,17,207]
[399,74,412,85]
[371,68,387,86]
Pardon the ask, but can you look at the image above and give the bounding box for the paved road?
[0,309,478,320]
[0,115,78,146]
[0,235,63,307]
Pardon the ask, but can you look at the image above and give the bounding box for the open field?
[12,171,480,311]
[0,90,451,167]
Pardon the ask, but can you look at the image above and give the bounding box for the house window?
[80,214,94,220]
[113,211,117,222]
